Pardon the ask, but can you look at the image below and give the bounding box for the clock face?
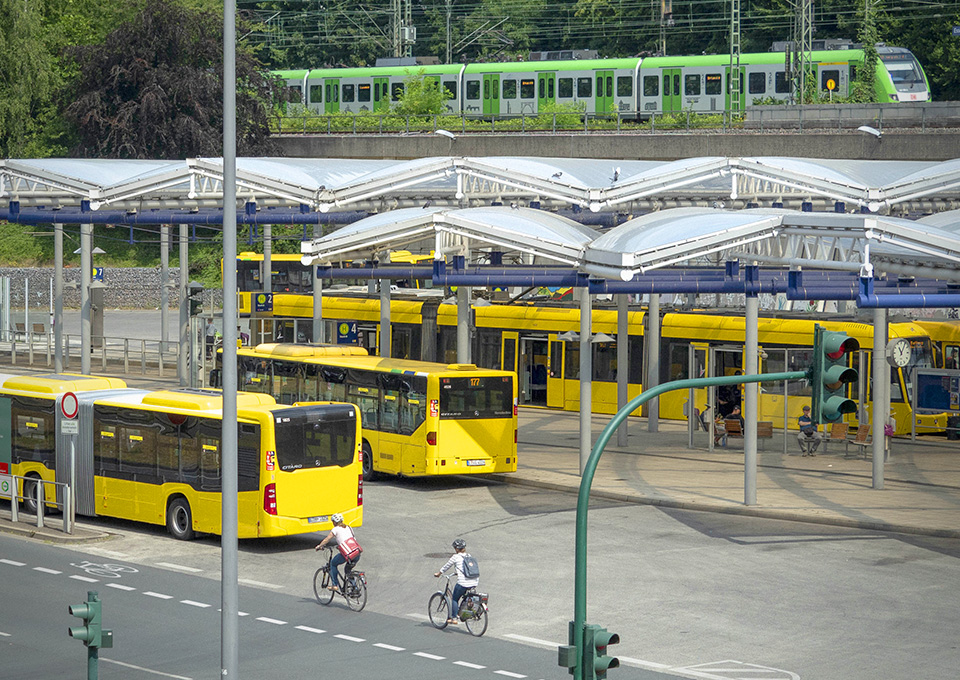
[890,339,912,367]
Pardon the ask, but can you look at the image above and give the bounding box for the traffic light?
[187,281,204,316]
[583,623,620,680]
[68,591,112,649]
[810,325,859,424]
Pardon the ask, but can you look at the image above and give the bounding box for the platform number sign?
[337,321,358,344]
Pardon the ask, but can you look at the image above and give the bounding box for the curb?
[0,518,113,544]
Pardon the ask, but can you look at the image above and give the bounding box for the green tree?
[62,0,278,159]
[392,70,453,115]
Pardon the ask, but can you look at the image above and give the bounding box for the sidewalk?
[0,508,112,544]
[496,408,960,538]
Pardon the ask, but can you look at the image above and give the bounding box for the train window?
[374,82,380,100]
[685,74,701,96]
[774,71,791,94]
[605,75,613,97]
[558,78,573,98]
[538,78,544,98]
[548,78,554,98]
[342,84,355,102]
[331,83,339,102]
[483,79,490,99]
[443,80,456,99]
[391,83,404,99]
[617,76,632,96]
[466,80,480,100]
[673,74,681,96]
[705,73,722,95]
[520,79,535,98]
[358,83,371,102]
[821,69,840,91]
[577,77,592,97]
[748,72,766,94]
[309,84,323,104]
[643,76,659,97]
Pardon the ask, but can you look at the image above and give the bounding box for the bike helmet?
[452,538,466,550]
[331,513,344,524]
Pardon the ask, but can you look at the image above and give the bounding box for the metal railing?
[3,473,74,534]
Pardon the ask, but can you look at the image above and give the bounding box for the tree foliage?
[63,0,278,159]
[392,70,453,115]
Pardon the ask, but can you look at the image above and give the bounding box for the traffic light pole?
[569,370,806,680]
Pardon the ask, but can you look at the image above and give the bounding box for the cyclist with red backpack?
[434,538,479,625]
[315,513,362,594]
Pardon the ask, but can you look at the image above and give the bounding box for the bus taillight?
[427,431,437,445]
[263,483,277,515]
[358,475,363,506]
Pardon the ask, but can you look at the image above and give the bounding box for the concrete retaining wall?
[0,267,186,310]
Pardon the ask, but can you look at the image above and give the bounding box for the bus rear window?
[273,405,357,470]
[439,376,513,419]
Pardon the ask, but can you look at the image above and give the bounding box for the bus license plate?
[308,515,329,524]
[466,460,486,467]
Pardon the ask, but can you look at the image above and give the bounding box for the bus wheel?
[21,475,41,515]
[361,443,379,482]
[166,497,196,541]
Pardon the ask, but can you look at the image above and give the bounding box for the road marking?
[239,578,283,589]
[180,600,211,608]
[334,634,365,643]
[676,659,800,680]
[295,625,326,634]
[494,672,527,678]
[157,562,203,573]
[84,548,131,559]
[143,592,174,600]
[106,583,136,591]
[618,655,671,669]
[255,617,287,625]
[101,658,192,679]
[69,575,99,583]
[504,633,559,648]
[0,631,10,637]
[0,559,25,566]
[33,567,62,574]
[373,643,405,651]
[454,661,486,669]
[413,652,444,660]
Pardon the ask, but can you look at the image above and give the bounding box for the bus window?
[944,344,959,369]
[439,376,513,419]
[351,384,380,428]
[95,422,119,473]
[381,389,400,432]
[240,356,271,393]
[274,360,301,404]
[237,424,260,492]
[399,379,427,435]
[13,397,55,467]
[199,420,222,491]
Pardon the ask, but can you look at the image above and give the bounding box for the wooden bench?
[846,424,872,459]
[14,322,25,340]
[757,421,774,450]
[32,322,45,337]
[721,419,773,449]
[822,422,849,454]
[724,419,744,442]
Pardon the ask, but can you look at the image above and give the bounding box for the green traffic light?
[583,623,620,680]
[811,325,859,424]
[68,593,102,648]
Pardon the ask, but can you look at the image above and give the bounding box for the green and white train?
[276,46,930,118]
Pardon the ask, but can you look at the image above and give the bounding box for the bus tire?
[166,497,196,541]
[361,442,379,482]
[21,474,41,515]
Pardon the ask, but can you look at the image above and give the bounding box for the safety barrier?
[1,473,74,534]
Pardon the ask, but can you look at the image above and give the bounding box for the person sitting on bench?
[797,405,822,456]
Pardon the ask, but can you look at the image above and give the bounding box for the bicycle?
[313,546,367,612]
[428,573,488,636]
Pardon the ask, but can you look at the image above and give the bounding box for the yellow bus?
[211,343,518,480]
[1,373,363,540]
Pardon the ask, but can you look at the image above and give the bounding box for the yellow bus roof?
[252,343,369,357]
[0,373,127,396]
[238,346,506,376]
[139,388,277,411]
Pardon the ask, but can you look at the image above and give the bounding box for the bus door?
[662,69,682,112]
[482,74,500,117]
[324,79,340,114]
[724,66,746,112]
[595,70,614,114]
[547,334,565,408]
[538,72,556,111]
[373,77,390,112]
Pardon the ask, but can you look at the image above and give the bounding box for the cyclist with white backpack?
[434,538,479,625]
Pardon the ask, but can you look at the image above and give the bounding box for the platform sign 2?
[254,293,273,313]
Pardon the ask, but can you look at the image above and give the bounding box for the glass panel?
[749,72,766,94]
[503,79,517,99]
[705,73,722,95]
[520,79,535,99]
[438,376,513,419]
[644,76,659,97]
[558,78,573,98]
[685,74,701,96]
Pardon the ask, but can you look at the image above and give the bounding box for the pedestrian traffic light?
[187,281,203,316]
[583,623,620,680]
[810,325,859,424]
[69,591,112,649]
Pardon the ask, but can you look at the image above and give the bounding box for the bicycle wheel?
[345,574,367,612]
[465,606,488,637]
[428,592,449,629]
[313,567,334,605]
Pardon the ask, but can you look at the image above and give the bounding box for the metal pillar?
[263,223,272,296]
[312,224,323,343]
[616,294,628,447]
[872,308,887,489]
[179,224,189,386]
[744,295,759,506]
[579,289,592,474]
[647,294,661,432]
[80,223,92,375]
[380,282,391,358]
[457,285,470,363]
[54,223,63,372]
[160,225,169,349]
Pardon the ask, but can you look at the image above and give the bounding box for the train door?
[661,69,682,112]
[595,70,614,114]
[538,72,556,112]
[547,334,565,408]
[324,79,340,114]
[373,77,390,112]
[482,74,500,117]
[724,66,746,112]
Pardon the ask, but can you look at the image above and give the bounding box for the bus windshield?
[439,376,513,419]
[273,404,357,470]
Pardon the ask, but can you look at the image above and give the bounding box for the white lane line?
[143,592,174,600]
[219,609,250,616]
[156,562,203,573]
[334,634,365,643]
[503,633,559,648]
[255,617,287,625]
[238,578,283,589]
[70,575,99,583]
[295,625,326,634]
[494,671,527,678]
[454,661,486,669]
[0,631,10,637]
[33,567,62,574]
[106,583,136,591]
[0,559,26,566]
[413,652,445,660]
[373,643,405,651]
[101,658,192,679]
[180,600,211,608]
[84,549,131,559]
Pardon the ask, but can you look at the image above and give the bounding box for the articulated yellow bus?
[0,372,363,539]
[211,343,518,480]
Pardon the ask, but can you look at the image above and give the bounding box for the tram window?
[617,76,632,97]
[475,329,501,369]
[577,77,592,97]
[685,74,701,96]
[821,69,840,91]
[520,79,535,99]
[466,80,480,100]
[775,71,791,93]
[667,343,691,382]
[309,84,323,104]
[787,349,814,397]
[342,84,355,102]
[443,80,457,99]
[890,365,904,403]
[748,72,766,94]
[550,340,563,378]
[358,83,371,102]
[565,344,580,380]
[705,73,722,95]
[558,78,573,98]
[503,79,517,99]
[628,337,644,384]
[643,76,659,97]
[593,341,617,382]
[392,324,422,361]
[439,327,458,363]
